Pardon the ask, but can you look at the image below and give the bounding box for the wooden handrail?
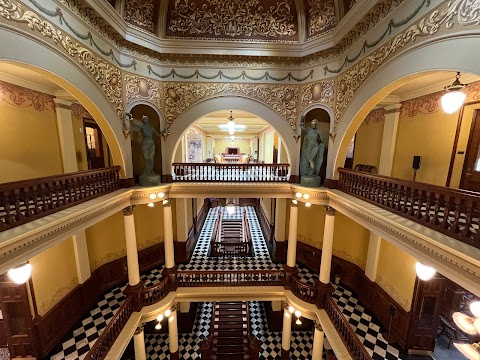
[172,163,290,182]
[0,167,121,232]
[86,296,134,360]
[142,276,170,306]
[325,295,371,360]
[338,168,480,249]
[290,276,317,304]
[176,270,285,287]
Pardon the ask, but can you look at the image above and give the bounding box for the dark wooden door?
[407,277,443,352]
[84,120,106,169]
[0,276,37,357]
[461,110,480,191]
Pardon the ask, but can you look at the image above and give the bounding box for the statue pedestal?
[139,173,161,186]
[300,175,321,187]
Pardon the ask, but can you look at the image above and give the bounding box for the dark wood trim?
[288,175,300,184]
[175,201,208,264]
[119,178,135,188]
[323,178,338,189]
[446,105,466,187]
[36,243,164,358]
[296,241,412,351]
[271,238,287,263]
[195,200,208,234]
[161,174,173,183]
[178,303,199,333]
[460,108,480,189]
[255,202,273,243]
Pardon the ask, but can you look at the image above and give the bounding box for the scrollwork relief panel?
[124,0,156,33]
[163,82,299,130]
[0,80,55,112]
[125,75,162,108]
[306,0,336,40]
[301,79,336,112]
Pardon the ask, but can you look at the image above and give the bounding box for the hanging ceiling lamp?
[8,263,32,284]
[227,111,236,135]
[226,198,236,215]
[415,262,436,281]
[441,72,467,114]
[453,300,480,359]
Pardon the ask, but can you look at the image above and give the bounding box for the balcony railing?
[0,167,121,232]
[172,163,290,182]
[290,276,317,304]
[176,270,285,286]
[326,296,371,360]
[338,168,480,250]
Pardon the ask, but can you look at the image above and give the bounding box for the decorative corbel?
[329,132,337,142]
[123,112,132,139]
[293,134,301,143]
[161,127,170,140]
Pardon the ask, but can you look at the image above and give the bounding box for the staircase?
[201,302,260,360]
[221,219,243,242]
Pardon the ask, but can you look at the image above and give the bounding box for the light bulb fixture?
[148,202,154,208]
[169,316,175,322]
[288,306,295,314]
[453,312,478,335]
[8,263,32,284]
[305,202,312,207]
[165,309,171,317]
[227,111,236,136]
[157,314,164,322]
[230,135,235,141]
[415,262,436,281]
[296,318,302,325]
[157,192,165,198]
[285,312,291,318]
[470,301,480,318]
[303,194,310,200]
[454,342,480,360]
[441,72,467,114]
[149,193,157,200]
[475,318,480,334]
[291,199,298,206]
[155,323,162,330]
[226,198,236,215]
[163,199,171,206]
[295,192,303,198]
[295,310,301,318]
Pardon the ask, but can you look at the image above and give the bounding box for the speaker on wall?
[412,155,422,170]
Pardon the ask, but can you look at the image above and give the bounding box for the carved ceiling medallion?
[306,0,336,39]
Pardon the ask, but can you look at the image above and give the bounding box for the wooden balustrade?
[0,167,121,232]
[325,296,371,360]
[172,163,290,182]
[176,270,285,287]
[290,276,317,304]
[211,241,252,257]
[338,168,480,249]
[86,296,134,360]
[142,276,170,306]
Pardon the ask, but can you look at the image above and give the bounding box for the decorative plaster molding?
[125,75,161,109]
[91,248,127,271]
[0,0,124,124]
[324,206,336,216]
[306,0,336,40]
[376,274,411,311]
[124,0,155,33]
[363,107,385,125]
[71,102,93,120]
[301,79,336,111]
[162,82,299,130]
[0,80,55,112]
[334,0,480,131]
[122,205,135,216]
[38,277,78,315]
[332,249,366,270]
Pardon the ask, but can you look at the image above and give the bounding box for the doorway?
[83,120,110,170]
[460,110,480,191]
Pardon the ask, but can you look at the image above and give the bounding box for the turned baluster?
[461,198,474,239]
[13,189,23,222]
[22,186,33,218]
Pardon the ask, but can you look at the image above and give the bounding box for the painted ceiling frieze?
[343,0,357,16]
[363,108,385,125]
[0,80,55,112]
[306,0,337,40]
[301,80,336,111]
[0,0,124,123]
[334,0,480,133]
[124,0,157,34]
[125,75,162,108]
[163,82,299,130]
[166,0,299,42]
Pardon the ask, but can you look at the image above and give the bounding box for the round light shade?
[157,192,165,198]
[453,312,478,335]
[226,204,235,215]
[156,314,164,322]
[305,202,312,207]
[441,90,466,114]
[475,318,480,335]
[155,323,162,330]
[303,194,310,200]
[415,262,436,281]
[149,193,157,200]
[295,318,302,325]
[148,202,154,208]
[227,120,235,135]
[454,342,480,360]
[8,263,32,284]
[294,310,301,317]
[295,192,303,198]
[288,306,295,313]
[165,309,171,317]
[470,301,480,318]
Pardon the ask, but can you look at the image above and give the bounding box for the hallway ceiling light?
[441,72,467,114]
[230,135,235,141]
[158,192,165,198]
[149,193,157,200]
[305,202,311,207]
[291,199,298,205]
[303,194,310,200]
[453,312,478,335]
[8,263,32,284]
[157,314,164,322]
[288,306,295,313]
[155,323,162,330]
[295,318,302,325]
[148,202,154,208]
[165,309,171,317]
[415,262,436,281]
[227,111,236,135]
[470,301,480,318]
[294,310,301,317]
[295,192,303,198]
[454,342,480,360]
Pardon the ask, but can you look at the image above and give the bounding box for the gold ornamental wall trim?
[334,0,480,132]
[0,0,124,124]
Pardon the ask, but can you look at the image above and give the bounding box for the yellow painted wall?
[261,198,272,223]
[392,110,458,185]
[72,113,88,171]
[196,198,206,215]
[186,199,194,230]
[30,238,78,316]
[297,204,325,249]
[86,212,127,271]
[0,99,63,182]
[353,121,384,169]
[134,204,165,250]
[332,212,369,269]
[377,239,417,311]
[214,139,251,154]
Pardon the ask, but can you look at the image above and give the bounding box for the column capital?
[163,199,172,207]
[123,205,135,216]
[289,199,298,207]
[324,206,336,216]
[384,103,402,113]
[53,98,73,109]
[315,321,323,332]
[135,325,144,335]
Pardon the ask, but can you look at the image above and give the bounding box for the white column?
[168,306,179,356]
[312,322,325,360]
[281,306,293,354]
[378,104,401,176]
[163,199,175,269]
[72,231,91,284]
[286,200,299,267]
[365,232,382,281]
[319,206,336,284]
[134,326,147,360]
[53,98,77,173]
[123,205,140,286]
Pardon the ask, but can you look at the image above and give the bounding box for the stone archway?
[0,29,131,177]
[329,36,480,180]
[163,95,300,176]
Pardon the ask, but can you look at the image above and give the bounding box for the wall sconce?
[155,305,176,331]
[285,304,303,325]
[305,202,312,207]
[415,262,436,281]
[453,301,480,359]
[8,263,32,284]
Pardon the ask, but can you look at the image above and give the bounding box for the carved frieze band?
[0,0,124,124]
[306,0,336,40]
[163,82,299,130]
[124,0,155,33]
[334,0,480,132]
[301,80,335,112]
[125,75,162,109]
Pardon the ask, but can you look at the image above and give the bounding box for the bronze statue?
[300,118,326,186]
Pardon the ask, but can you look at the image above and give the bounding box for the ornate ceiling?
[113,0,358,43]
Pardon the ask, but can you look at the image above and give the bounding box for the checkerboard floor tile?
[297,264,404,360]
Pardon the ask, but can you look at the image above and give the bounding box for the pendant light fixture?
[415,262,436,281]
[453,301,480,359]
[227,111,236,135]
[8,263,32,284]
[441,72,467,114]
